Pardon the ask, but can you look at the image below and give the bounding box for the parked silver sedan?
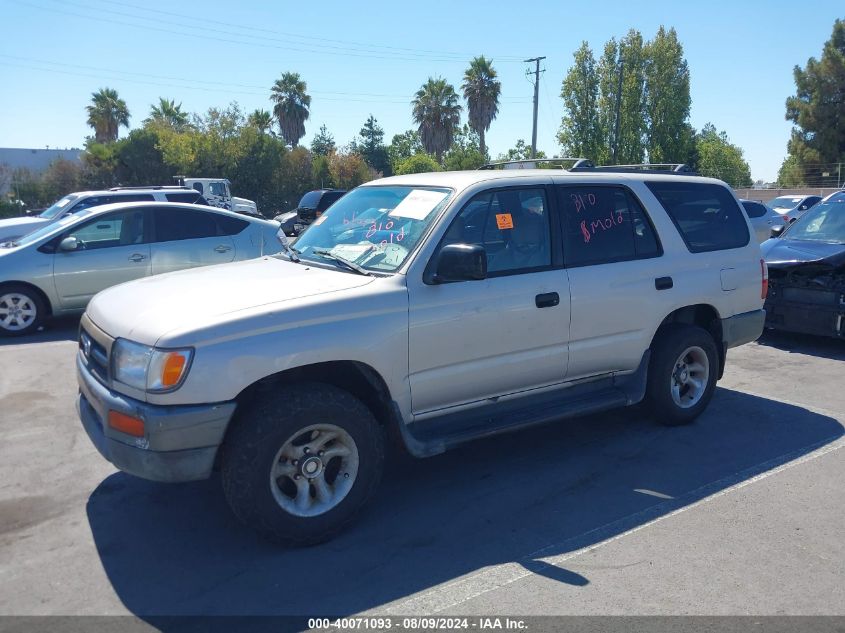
[739,199,786,242]
[0,202,280,336]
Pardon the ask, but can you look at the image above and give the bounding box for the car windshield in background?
[298,191,323,209]
[292,186,453,273]
[38,195,79,219]
[768,196,803,210]
[784,193,845,243]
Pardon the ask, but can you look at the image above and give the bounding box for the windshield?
[292,185,453,273]
[11,209,93,247]
[784,193,845,243]
[38,195,79,219]
[768,196,803,210]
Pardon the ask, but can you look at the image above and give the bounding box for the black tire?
[646,324,718,426]
[220,382,384,545]
[0,284,47,337]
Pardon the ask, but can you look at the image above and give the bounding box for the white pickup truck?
[178,177,261,218]
[76,166,766,545]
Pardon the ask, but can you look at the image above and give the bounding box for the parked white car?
[767,194,822,224]
[0,187,208,244]
[76,167,765,544]
[0,201,280,335]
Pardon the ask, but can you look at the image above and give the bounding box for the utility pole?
[524,56,546,159]
[612,55,625,164]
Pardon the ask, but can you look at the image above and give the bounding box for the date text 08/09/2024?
[309,617,528,630]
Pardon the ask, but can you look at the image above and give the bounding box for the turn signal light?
[108,411,145,437]
[161,353,188,388]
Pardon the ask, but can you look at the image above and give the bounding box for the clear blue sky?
[0,0,842,181]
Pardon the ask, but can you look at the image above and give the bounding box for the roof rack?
[569,162,698,175]
[108,185,196,191]
[479,158,595,170]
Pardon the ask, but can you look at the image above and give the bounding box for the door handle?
[128,253,146,262]
[535,292,559,308]
[655,276,673,290]
[214,245,232,253]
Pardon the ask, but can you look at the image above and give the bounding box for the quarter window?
[558,185,661,267]
[646,181,749,252]
[441,188,551,275]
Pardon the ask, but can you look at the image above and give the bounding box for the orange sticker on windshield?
[496,213,513,230]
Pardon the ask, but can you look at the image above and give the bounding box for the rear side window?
[741,201,768,219]
[216,214,249,236]
[153,207,219,242]
[558,185,661,267]
[318,191,345,211]
[646,182,749,252]
[165,192,203,203]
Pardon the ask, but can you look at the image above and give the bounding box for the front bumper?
[721,308,766,348]
[76,353,237,482]
[764,289,845,339]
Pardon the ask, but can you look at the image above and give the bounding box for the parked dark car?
[275,189,348,236]
[761,191,845,339]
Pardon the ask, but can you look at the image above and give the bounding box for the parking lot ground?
[0,320,843,621]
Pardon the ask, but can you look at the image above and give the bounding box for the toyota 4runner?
[75,165,766,544]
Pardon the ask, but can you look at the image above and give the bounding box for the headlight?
[112,339,193,392]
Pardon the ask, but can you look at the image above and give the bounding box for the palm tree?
[247,109,273,134]
[146,97,189,130]
[412,77,462,162]
[86,88,130,143]
[270,72,311,146]
[462,56,500,159]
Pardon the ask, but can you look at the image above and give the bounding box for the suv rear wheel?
[221,383,384,545]
[646,324,718,426]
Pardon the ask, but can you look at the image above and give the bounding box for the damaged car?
[762,191,845,339]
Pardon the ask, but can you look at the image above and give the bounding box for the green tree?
[354,115,391,175]
[329,151,377,189]
[312,154,334,189]
[784,19,845,187]
[271,72,311,147]
[496,139,547,161]
[145,98,190,131]
[412,77,462,161]
[558,42,604,162]
[387,129,423,172]
[643,27,691,163]
[461,55,500,159]
[694,123,752,187]
[247,109,274,134]
[310,123,336,156]
[777,154,804,187]
[395,153,441,175]
[112,128,171,185]
[86,87,130,143]
[443,125,486,170]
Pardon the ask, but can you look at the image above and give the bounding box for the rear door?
[557,184,669,379]
[52,207,152,309]
[150,207,236,275]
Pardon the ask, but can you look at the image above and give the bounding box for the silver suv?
[75,165,766,544]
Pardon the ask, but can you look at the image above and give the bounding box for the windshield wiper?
[313,249,372,276]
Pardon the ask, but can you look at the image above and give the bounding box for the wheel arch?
[652,304,725,378]
[0,280,54,318]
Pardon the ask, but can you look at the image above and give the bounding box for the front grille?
[79,326,110,384]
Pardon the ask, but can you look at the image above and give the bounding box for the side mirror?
[770,225,786,239]
[431,243,487,283]
[59,236,80,251]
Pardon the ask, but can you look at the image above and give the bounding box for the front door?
[53,208,151,310]
[407,186,570,416]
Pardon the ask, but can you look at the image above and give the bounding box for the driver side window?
[64,209,147,250]
[441,188,551,275]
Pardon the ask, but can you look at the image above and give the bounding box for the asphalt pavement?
[0,318,842,623]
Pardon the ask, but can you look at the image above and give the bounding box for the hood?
[761,238,845,268]
[86,256,376,345]
[0,216,48,241]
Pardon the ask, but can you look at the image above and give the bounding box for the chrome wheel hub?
[0,293,37,331]
[269,423,359,518]
[670,346,710,409]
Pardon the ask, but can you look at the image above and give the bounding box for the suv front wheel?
[221,382,384,545]
[646,324,718,426]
